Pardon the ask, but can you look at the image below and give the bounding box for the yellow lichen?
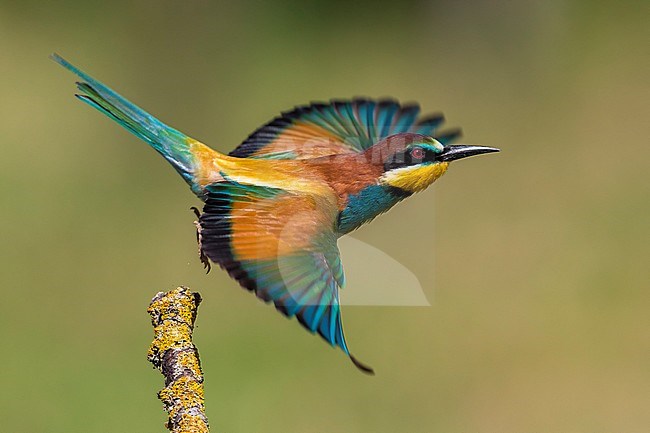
[147,287,209,433]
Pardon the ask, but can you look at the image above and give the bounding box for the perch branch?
[147,287,209,433]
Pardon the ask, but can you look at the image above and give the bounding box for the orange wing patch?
[230,192,336,261]
[250,122,355,159]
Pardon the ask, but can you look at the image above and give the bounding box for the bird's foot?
[191,206,211,274]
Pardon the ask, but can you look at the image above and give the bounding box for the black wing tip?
[350,355,375,375]
[417,112,445,125]
[435,127,463,142]
[400,102,421,111]
[271,97,421,123]
[351,96,373,105]
[377,97,399,105]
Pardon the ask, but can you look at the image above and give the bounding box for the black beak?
[439,145,500,162]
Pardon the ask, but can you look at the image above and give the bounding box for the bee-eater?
[53,54,498,374]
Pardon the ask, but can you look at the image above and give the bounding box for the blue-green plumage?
[337,185,411,234]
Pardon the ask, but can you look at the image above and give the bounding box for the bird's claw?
[191,206,211,274]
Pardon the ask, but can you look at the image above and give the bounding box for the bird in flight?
[52,53,498,374]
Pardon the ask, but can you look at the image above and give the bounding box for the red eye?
[410,147,425,160]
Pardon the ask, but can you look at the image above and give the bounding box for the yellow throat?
[380,162,450,193]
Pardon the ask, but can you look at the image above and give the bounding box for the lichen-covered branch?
[147,287,209,433]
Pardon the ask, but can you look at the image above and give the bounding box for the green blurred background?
[1,0,648,432]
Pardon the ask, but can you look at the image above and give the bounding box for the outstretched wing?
[198,179,373,373]
[229,98,461,160]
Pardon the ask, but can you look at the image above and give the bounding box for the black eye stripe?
[383,147,438,171]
